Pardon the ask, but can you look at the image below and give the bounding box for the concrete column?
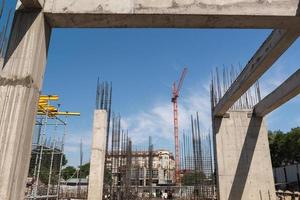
[0,11,51,200]
[144,167,147,186]
[88,110,108,200]
[213,111,276,200]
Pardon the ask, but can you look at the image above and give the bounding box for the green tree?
[269,130,285,167]
[104,168,112,185]
[269,127,300,167]
[283,127,300,164]
[78,162,112,184]
[28,149,68,184]
[79,163,90,178]
[62,166,77,180]
[182,171,206,186]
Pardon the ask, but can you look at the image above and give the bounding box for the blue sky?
[41,28,300,167]
[2,0,299,167]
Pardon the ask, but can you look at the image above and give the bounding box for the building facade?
[107,149,175,187]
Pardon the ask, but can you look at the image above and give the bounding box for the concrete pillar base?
[88,110,108,200]
[213,110,276,200]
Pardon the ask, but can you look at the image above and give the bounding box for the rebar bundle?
[96,79,112,154]
[180,112,216,200]
[211,66,261,110]
[107,113,136,200]
[96,79,112,111]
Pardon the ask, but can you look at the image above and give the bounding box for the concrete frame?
[1,0,300,199]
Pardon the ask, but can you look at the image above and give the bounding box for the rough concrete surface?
[44,0,300,15]
[0,11,51,200]
[88,110,108,200]
[42,0,300,28]
[213,111,276,200]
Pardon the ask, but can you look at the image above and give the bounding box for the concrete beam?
[88,110,108,200]
[0,11,51,200]
[254,69,300,117]
[19,0,43,8]
[43,0,300,28]
[213,29,299,116]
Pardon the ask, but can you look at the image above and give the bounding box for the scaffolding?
[25,95,80,200]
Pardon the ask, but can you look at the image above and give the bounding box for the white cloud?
[296,117,300,125]
[64,145,79,153]
[259,61,297,98]
[64,131,92,165]
[123,82,212,149]
[65,132,92,147]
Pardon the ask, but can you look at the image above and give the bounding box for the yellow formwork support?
[39,95,59,101]
[37,95,80,117]
[37,111,80,116]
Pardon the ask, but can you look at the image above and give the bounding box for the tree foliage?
[28,148,67,184]
[104,168,112,185]
[181,171,206,186]
[78,162,112,185]
[79,163,90,178]
[62,166,77,180]
[269,127,300,167]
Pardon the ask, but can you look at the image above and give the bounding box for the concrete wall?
[213,110,276,200]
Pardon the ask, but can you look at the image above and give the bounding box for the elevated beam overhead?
[19,0,43,8]
[213,29,299,117]
[43,0,300,28]
[254,69,300,117]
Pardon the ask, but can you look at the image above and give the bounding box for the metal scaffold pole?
[25,95,80,200]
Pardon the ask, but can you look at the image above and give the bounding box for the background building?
[107,149,175,187]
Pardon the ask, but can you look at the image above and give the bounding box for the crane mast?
[172,67,188,184]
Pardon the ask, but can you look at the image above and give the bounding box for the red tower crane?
[171,67,188,184]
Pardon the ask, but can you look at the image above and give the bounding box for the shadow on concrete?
[227,116,263,200]
[212,116,222,135]
[212,116,222,199]
[3,11,39,69]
